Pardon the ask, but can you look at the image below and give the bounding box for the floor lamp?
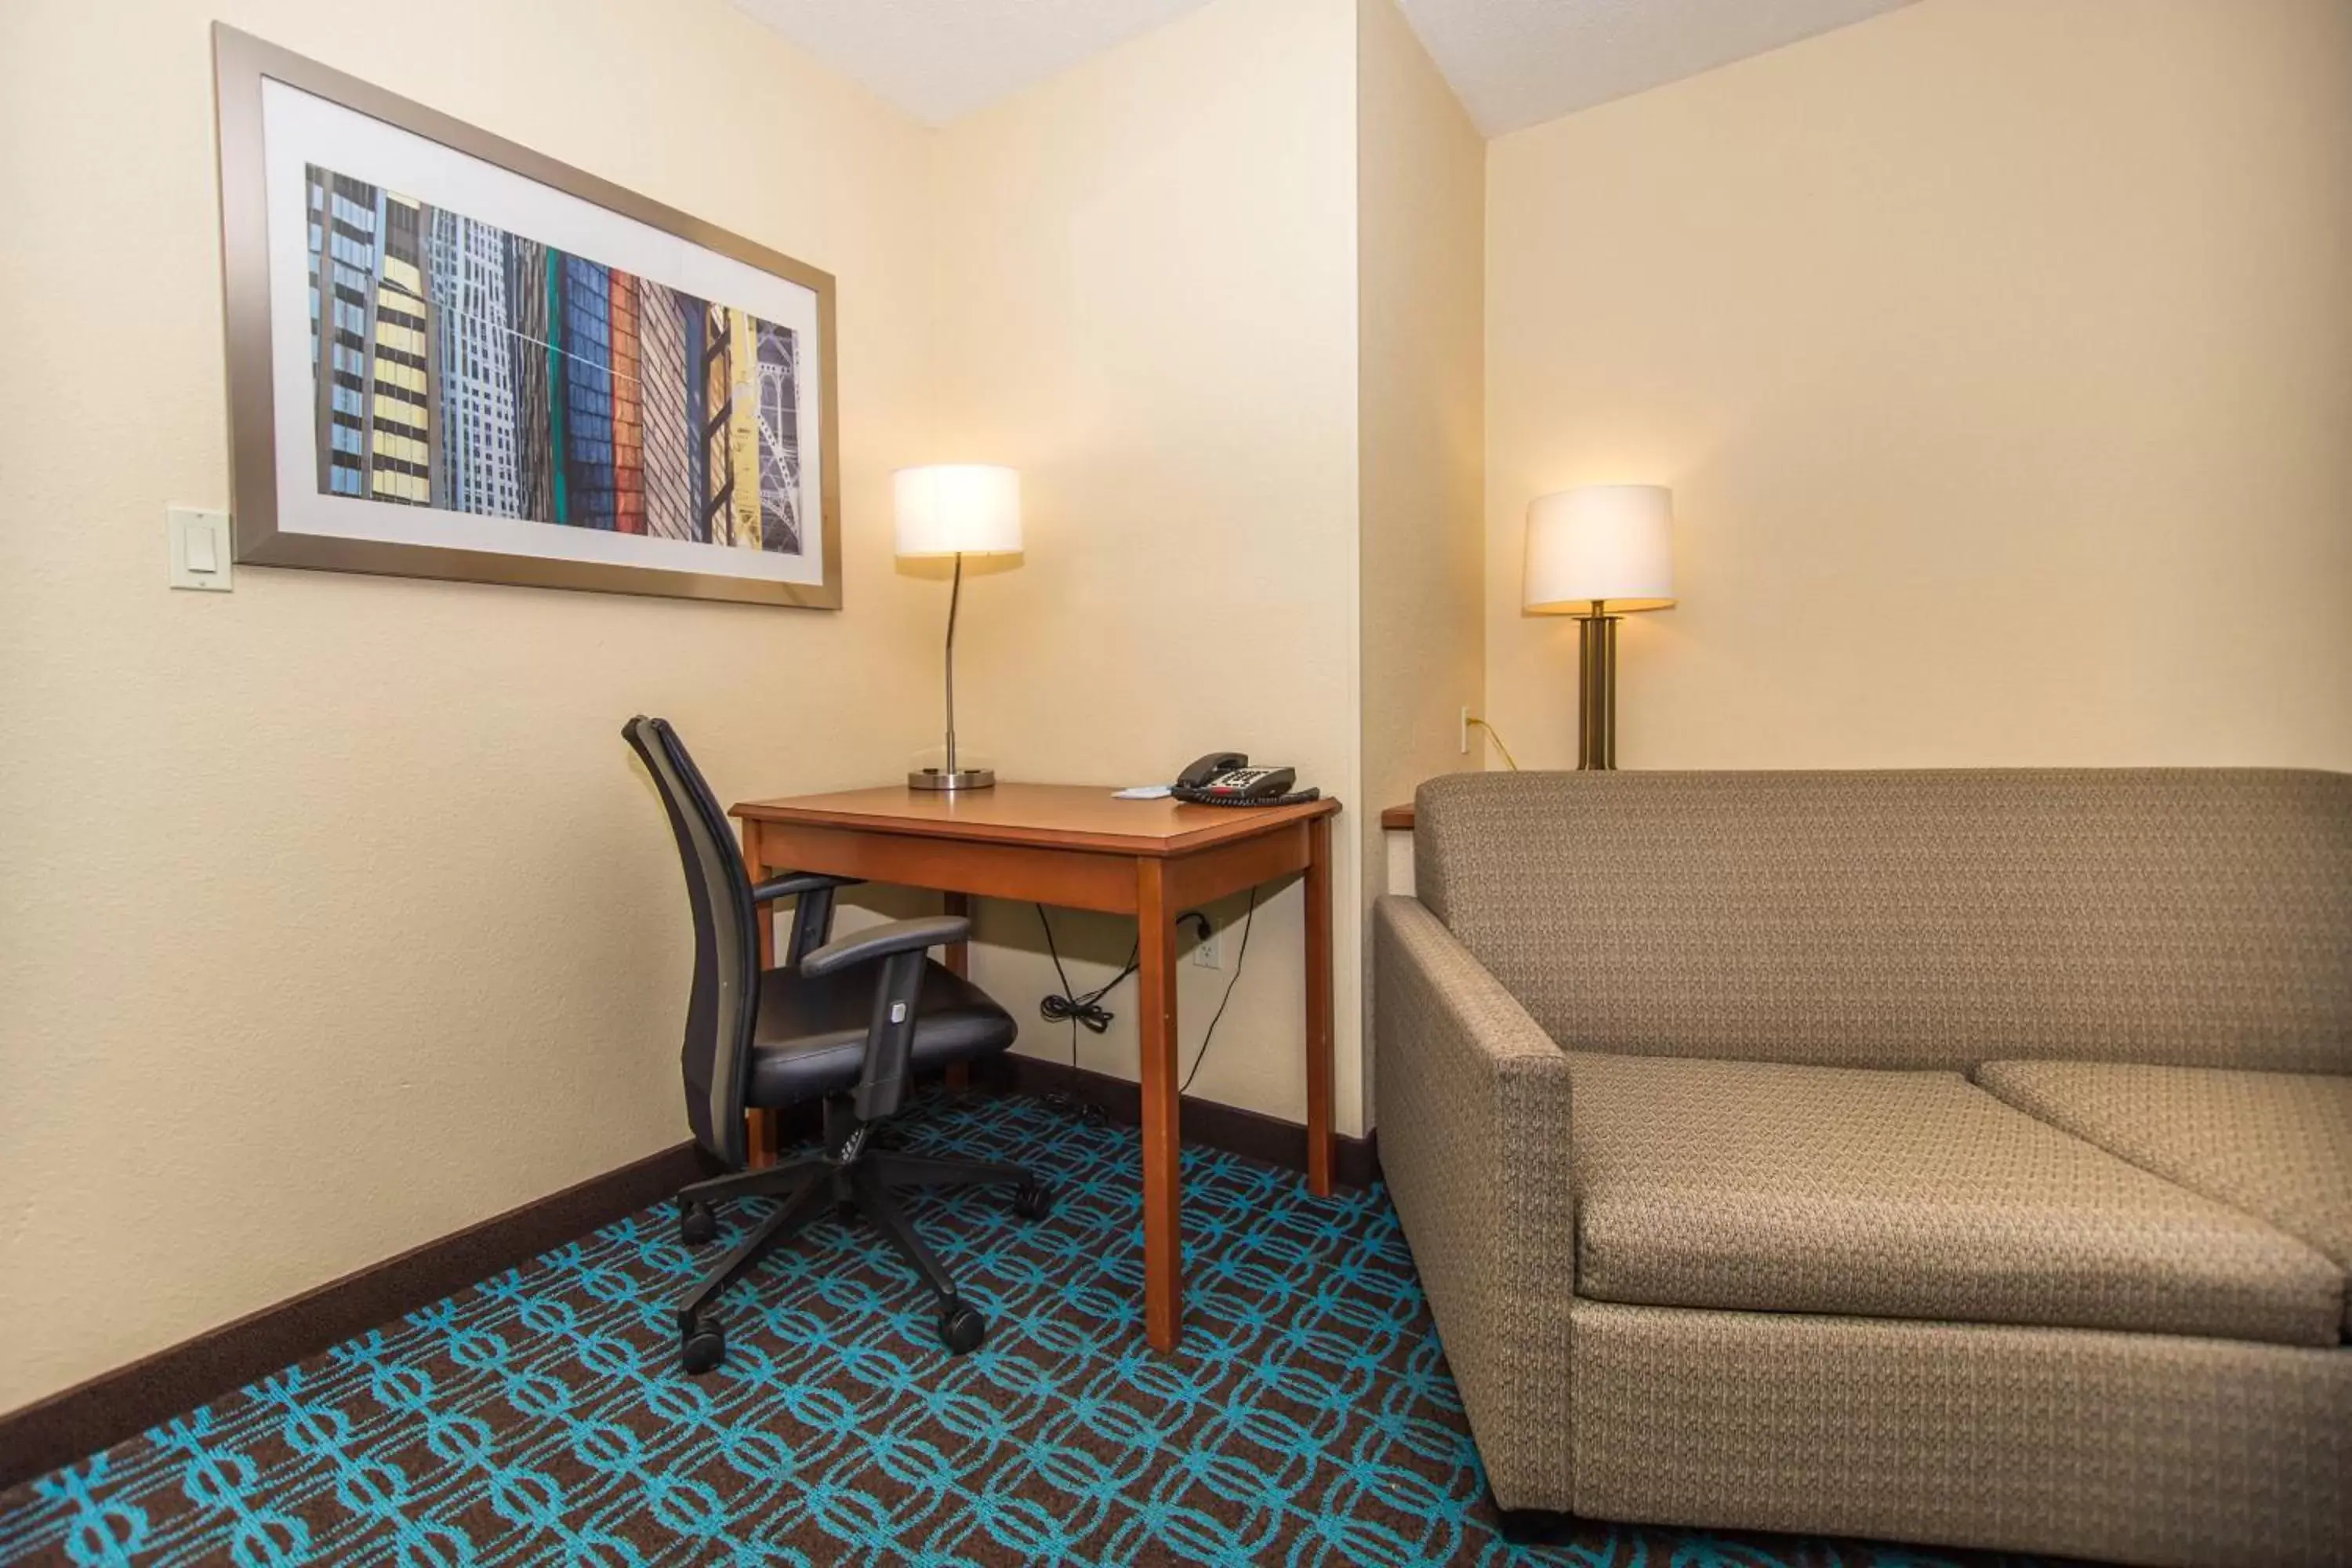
[1523,485,1675,770]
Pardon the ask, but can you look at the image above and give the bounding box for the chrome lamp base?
[908,767,996,792]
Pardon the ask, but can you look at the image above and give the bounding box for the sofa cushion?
[1976,1062,2352,1337]
[1567,1054,2345,1346]
[1414,768,2352,1074]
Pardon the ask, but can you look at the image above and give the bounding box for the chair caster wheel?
[679,1201,717,1247]
[1012,1181,1054,1221]
[938,1299,986,1355]
[680,1318,727,1375]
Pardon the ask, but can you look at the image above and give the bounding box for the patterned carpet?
[2,1094,2057,1566]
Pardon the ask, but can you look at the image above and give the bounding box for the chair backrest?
[1414,768,2352,1074]
[623,716,758,1168]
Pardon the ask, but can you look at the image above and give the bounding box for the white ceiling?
[731,0,1919,136]
[1396,0,1922,135]
[728,0,1214,127]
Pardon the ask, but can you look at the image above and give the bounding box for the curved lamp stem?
[909,552,994,789]
[943,551,962,779]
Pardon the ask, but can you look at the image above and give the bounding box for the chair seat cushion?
[1566,1054,2344,1345]
[746,958,1017,1109]
[1976,1060,2352,1338]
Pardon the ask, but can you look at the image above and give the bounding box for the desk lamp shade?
[1523,484,1674,614]
[894,464,1022,791]
[895,464,1022,557]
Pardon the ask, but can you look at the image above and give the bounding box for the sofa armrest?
[1372,894,1577,1512]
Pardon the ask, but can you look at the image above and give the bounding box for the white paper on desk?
[1113,785,1173,799]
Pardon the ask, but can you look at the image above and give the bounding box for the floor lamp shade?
[1523,485,1675,771]
[1523,485,1675,614]
[894,465,1022,557]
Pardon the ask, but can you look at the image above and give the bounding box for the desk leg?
[1136,857,1184,1352]
[739,818,779,1170]
[942,892,971,1093]
[1305,814,1334,1197]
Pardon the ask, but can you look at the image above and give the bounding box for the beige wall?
[927,0,1370,1133]
[0,0,941,1414]
[20,0,2330,1427]
[1484,0,2352,774]
[1355,0,1483,1116]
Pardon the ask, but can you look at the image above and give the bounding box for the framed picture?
[211,25,841,608]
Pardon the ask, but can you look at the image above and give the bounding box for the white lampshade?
[894,464,1022,557]
[1523,484,1675,614]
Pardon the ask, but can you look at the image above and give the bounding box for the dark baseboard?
[976,1053,1380,1192]
[2,1073,1370,1493]
[0,1138,711,1494]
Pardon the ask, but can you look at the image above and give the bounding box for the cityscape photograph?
[304,164,806,556]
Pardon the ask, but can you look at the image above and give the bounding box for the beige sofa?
[1373,770,2350,1568]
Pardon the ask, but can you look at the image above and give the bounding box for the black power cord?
[1036,916,1136,1039]
[1036,904,1127,1125]
[1180,887,1257,1095]
[1033,900,1245,1116]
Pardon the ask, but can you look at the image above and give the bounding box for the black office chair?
[622,716,1048,1372]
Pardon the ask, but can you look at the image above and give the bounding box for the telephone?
[1173,751,1320,807]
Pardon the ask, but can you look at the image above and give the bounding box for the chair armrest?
[799,915,969,978]
[751,871,862,905]
[1371,895,1575,1512]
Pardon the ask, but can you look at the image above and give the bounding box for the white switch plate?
[1190,924,1221,969]
[169,506,234,591]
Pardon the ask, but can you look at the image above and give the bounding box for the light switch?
[169,506,233,591]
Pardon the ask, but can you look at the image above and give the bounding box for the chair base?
[671,1132,1046,1372]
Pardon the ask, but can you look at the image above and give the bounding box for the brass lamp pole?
[1576,601,1620,771]
[1523,485,1675,771]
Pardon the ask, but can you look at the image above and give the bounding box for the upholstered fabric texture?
[1976,1060,2352,1336]
[1414,768,2352,1073]
[1564,1053,2344,1346]
[1568,1300,2352,1568]
[1370,896,1577,1512]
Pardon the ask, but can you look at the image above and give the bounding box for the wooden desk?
[731,782,1341,1353]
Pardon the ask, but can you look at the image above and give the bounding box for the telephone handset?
[1172,751,1321,808]
[1176,752,1248,789]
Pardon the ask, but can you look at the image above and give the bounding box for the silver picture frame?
[212,24,844,609]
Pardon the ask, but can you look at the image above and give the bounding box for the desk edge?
[731,795,1341,858]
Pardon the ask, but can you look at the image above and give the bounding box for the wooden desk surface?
[728,777,1341,1352]
[732,782,1338,857]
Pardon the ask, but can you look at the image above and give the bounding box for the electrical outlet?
[1459,706,1471,754]
[1190,923,1220,969]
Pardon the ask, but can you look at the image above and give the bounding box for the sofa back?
[1414,768,2352,1073]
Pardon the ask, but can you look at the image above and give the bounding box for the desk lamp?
[1523,484,1675,770]
[895,464,1022,790]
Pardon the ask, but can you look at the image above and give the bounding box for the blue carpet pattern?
[1,1094,2055,1566]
